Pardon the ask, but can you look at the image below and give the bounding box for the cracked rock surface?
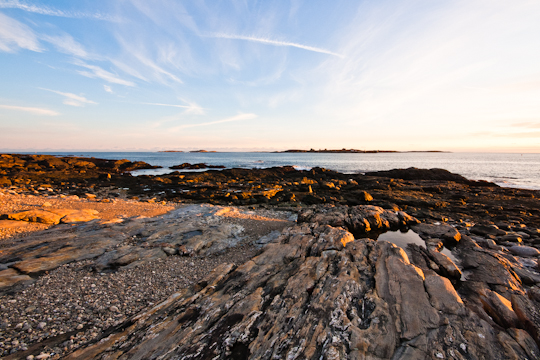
[62,218,539,360]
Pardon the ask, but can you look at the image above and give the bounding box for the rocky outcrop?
[298,204,420,235]
[0,205,292,290]
[63,223,538,359]
[1,208,99,225]
[170,163,226,170]
[365,167,477,184]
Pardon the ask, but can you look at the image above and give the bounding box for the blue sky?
[1,0,540,152]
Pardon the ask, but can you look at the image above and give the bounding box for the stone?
[428,250,462,279]
[511,294,540,346]
[507,328,540,359]
[424,274,465,315]
[499,234,523,242]
[375,242,440,340]
[3,210,62,225]
[411,223,461,245]
[508,245,540,257]
[470,224,507,237]
[480,290,520,329]
[0,268,32,289]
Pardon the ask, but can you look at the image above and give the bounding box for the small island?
[275,149,446,153]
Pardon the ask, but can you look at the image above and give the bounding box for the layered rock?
[64,223,537,359]
[0,205,292,290]
[297,204,420,236]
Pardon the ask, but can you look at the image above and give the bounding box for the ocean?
[29,151,540,190]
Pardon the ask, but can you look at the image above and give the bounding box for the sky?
[1,0,540,152]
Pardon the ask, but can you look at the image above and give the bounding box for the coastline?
[1,153,539,359]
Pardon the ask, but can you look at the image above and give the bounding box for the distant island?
[189,150,217,153]
[275,149,446,153]
[158,150,184,153]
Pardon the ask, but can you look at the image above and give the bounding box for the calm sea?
[29,152,540,190]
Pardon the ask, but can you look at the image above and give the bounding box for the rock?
[298,205,419,236]
[59,209,99,223]
[506,328,540,360]
[0,268,32,289]
[162,247,177,255]
[364,167,471,183]
[508,245,540,257]
[480,290,520,329]
[411,223,461,246]
[499,234,523,242]
[511,294,540,347]
[0,219,31,230]
[375,242,440,340]
[0,176,12,187]
[424,274,465,315]
[358,191,373,202]
[63,223,526,359]
[428,250,462,279]
[471,224,507,237]
[3,210,62,225]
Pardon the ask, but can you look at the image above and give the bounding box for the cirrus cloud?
[0,104,58,116]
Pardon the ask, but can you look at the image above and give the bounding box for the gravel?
[0,244,260,358]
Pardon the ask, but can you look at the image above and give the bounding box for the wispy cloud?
[74,61,136,86]
[114,36,183,84]
[143,101,204,114]
[0,0,121,21]
[207,33,344,58]
[0,104,58,116]
[103,85,113,93]
[172,113,257,131]
[0,12,41,52]
[41,33,87,58]
[40,88,97,107]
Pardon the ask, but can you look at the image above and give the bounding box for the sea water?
[23,151,540,190]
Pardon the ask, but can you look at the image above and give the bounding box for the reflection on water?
[376,229,425,249]
[374,229,459,264]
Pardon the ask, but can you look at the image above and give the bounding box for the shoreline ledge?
[0,153,539,359]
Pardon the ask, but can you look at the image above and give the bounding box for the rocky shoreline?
[1,153,539,359]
